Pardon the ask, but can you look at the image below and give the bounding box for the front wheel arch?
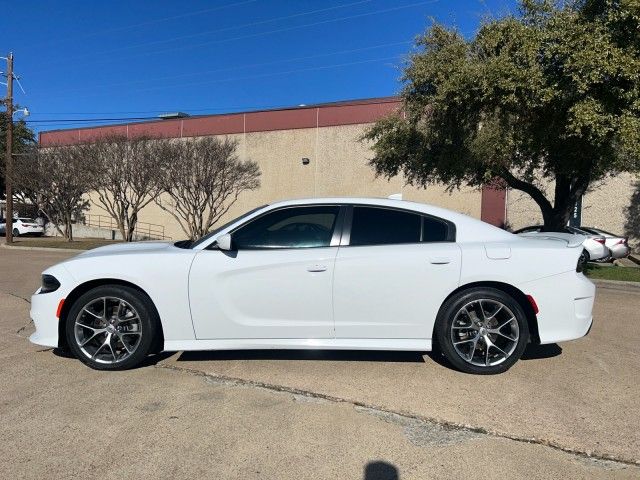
[433,281,540,346]
[58,279,164,353]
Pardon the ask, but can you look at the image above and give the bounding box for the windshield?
[19,218,36,223]
[188,205,268,249]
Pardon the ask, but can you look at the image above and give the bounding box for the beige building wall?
[85,122,484,240]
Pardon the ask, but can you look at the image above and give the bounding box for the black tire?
[65,285,159,370]
[12,228,19,237]
[435,287,529,375]
[579,249,589,266]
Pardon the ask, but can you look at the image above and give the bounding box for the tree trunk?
[126,212,138,242]
[500,169,589,232]
[117,216,127,243]
[65,213,74,242]
[540,207,572,231]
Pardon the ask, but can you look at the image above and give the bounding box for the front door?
[189,205,342,339]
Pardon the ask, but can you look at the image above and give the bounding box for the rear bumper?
[609,244,630,259]
[518,271,595,344]
[21,227,44,235]
[588,243,610,260]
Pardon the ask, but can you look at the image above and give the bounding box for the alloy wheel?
[73,296,142,364]
[450,299,519,367]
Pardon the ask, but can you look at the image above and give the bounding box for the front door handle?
[307,264,327,272]
[429,257,451,265]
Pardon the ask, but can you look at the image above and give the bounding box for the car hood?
[517,231,586,248]
[73,241,175,258]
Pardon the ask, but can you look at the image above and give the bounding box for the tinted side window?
[233,206,339,249]
[350,207,421,246]
[422,216,448,242]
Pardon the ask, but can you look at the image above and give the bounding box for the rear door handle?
[429,257,451,265]
[307,264,327,272]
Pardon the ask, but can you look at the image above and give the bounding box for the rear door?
[333,205,461,339]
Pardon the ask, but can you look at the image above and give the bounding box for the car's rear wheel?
[12,228,19,237]
[65,285,158,370]
[435,287,529,374]
[579,249,589,266]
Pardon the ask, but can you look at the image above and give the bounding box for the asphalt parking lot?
[1,246,639,479]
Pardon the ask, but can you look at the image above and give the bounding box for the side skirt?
[164,338,431,352]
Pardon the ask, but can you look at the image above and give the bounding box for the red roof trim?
[39,96,402,146]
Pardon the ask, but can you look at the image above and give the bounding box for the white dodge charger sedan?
[30,198,595,374]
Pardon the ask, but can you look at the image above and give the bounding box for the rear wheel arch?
[58,279,164,353]
[434,281,540,345]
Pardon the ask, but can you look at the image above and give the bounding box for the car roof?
[263,197,514,242]
[269,197,464,217]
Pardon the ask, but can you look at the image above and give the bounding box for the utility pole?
[3,53,14,244]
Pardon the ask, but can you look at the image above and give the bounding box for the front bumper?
[518,271,595,344]
[29,266,74,349]
[29,289,64,348]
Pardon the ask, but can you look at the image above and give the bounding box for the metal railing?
[83,214,169,240]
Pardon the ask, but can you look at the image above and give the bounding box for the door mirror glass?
[216,233,233,251]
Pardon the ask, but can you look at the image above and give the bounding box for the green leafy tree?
[364,0,640,230]
[0,115,36,200]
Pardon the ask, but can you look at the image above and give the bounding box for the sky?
[2,0,517,133]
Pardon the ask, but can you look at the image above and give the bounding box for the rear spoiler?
[517,232,586,248]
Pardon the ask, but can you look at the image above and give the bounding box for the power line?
[32,54,402,103]
[38,0,374,67]
[34,39,412,96]
[22,0,259,50]
[37,0,437,72]
[26,93,402,127]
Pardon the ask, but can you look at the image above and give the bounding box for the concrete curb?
[0,244,85,253]
[591,278,640,292]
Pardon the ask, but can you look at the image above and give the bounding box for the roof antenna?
[388,193,402,200]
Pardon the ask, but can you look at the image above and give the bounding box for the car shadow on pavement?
[176,344,562,364]
[177,349,428,363]
[52,348,177,367]
[521,343,562,360]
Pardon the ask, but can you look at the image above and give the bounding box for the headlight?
[40,274,61,294]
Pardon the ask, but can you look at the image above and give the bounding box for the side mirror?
[216,233,233,251]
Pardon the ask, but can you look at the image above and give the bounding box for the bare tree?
[13,146,94,241]
[155,137,260,240]
[81,136,168,241]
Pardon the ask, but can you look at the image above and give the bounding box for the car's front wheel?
[12,228,19,237]
[65,285,159,370]
[435,287,529,374]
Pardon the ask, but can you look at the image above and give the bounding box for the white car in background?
[0,218,44,237]
[579,227,631,260]
[514,225,609,263]
[30,198,595,375]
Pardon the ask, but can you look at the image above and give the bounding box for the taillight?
[595,238,606,244]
